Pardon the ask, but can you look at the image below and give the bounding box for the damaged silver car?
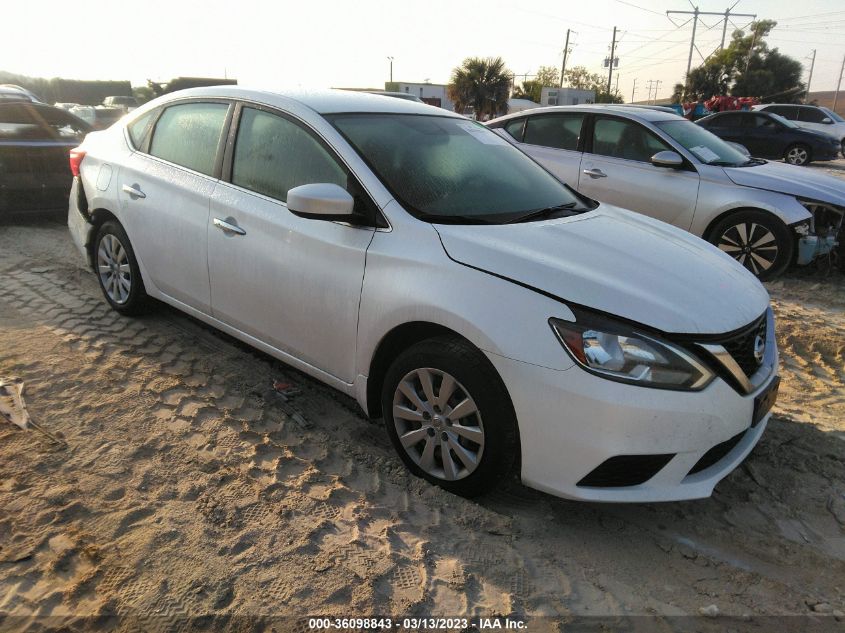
[488,105,844,279]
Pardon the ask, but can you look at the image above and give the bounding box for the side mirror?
[822,117,832,124]
[651,150,684,168]
[287,183,355,220]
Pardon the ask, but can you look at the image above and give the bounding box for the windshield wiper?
[506,202,579,224]
[422,213,498,225]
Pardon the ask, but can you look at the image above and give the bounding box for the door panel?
[579,116,700,229]
[118,152,216,312]
[578,155,700,228]
[208,183,373,381]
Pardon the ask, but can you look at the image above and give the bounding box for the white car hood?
[723,160,845,207]
[435,205,770,335]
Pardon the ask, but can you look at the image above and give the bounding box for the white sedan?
[68,87,779,502]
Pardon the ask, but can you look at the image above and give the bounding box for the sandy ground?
[0,168,844,631]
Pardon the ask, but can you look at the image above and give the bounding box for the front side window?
[591,117,669,162]
[800,107,829,124]
[232,107,347,202]
[149,102,229,176]
[655,119,749,166]
[329,114,587,222]
[524,114,584,151]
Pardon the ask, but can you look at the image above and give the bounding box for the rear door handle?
[213,217,246,236]
[121,183,146,199]
[582,168,607,179]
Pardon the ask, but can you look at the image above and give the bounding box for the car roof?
[489,103,681,124]
[147,86,455,117]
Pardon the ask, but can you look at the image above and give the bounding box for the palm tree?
[447,57,512,119]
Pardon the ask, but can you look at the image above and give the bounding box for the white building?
[387,82,455,111]
[540,87,595,106]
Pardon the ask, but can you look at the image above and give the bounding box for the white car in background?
[69,87,779,502]
[487,105,845,279]
[753,103,845,157]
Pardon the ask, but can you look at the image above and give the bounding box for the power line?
[667,4,756,81]
[612,0,665,17]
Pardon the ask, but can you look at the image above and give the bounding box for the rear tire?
[784,143,811,166]
[707,210,793,281]
[381,336,518,497]
[94,220,148,315]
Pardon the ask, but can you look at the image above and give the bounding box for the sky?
[3,0,845,103]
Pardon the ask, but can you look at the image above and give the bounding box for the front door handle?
[582,168,607,179]
[122,183,146,198]
[213,217,246,236]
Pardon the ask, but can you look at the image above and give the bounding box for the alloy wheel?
[97,234,132,304]
[392,367,485,481]
[785,146,808,165]
[717,222,778,276]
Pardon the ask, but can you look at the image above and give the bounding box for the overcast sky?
[4,0,844,102]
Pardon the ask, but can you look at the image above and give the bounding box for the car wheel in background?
[94,220,148,315]
[708,210,794,281]
[381,336,518,497]
[784,144,811,166]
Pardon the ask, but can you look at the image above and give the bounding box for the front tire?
[784,143,811,166]
[708,210,794,280]
[381,336,518,497]
[94,220,148,315]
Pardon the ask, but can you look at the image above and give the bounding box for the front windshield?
[655,119,750,166]
[329,114,587,223]
[821,107,845,123]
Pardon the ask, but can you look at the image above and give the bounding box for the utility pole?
[668,6,756,81]
[646,79,655,104]
[631,77,637,103]
[805,49,816,103]
[607,26,617,96]
[560,29,571,88]
[387,56,394,83]
[834,54,845,112]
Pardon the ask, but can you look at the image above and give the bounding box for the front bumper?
[486,351,777,503]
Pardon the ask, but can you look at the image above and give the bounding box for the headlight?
[550,314,714,390]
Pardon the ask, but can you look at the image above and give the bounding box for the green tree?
[535,65,561,87]
[132,85,155,105]
[447,57,512,118]
[685,20,803,102]
[562,66,623,102]
[512,79,542,103]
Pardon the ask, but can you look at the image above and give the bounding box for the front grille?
[577,454,675,488]
[687,431,746,476]
[720,315,767,377]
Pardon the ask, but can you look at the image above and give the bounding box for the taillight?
[69,148,86,177]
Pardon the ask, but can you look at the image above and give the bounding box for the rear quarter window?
[127,109,158,149]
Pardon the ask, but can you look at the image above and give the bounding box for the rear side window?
[749,115,777,128]
[149,102,228,176]
[503,118,525,141]
[591,117,669,162]
[231,107,347,202]
[0,104,41,140]
[765,105,796,119]
[128,109,158,149]
[711,113,742,127]
[524,114,584,150]
[32,106,89,140]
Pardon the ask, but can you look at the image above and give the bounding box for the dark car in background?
[696,110,840,166]
[0,102,91,215]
